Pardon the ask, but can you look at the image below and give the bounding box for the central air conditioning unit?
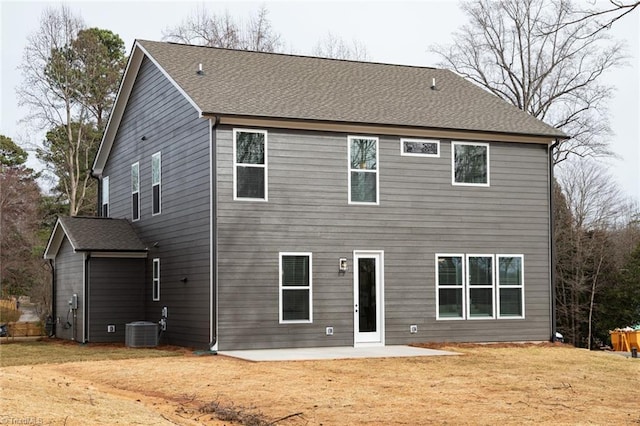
[125,321,159,347]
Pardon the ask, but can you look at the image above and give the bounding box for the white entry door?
[353,251,384,346]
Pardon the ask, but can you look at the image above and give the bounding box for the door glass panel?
[358,258,376,333]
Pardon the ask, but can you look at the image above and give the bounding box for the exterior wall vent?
[125,321,159,347]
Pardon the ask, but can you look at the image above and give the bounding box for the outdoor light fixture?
[339,258,348,272]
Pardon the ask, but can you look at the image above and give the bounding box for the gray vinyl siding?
[102,57,211,348]
[53,238,84,341]
[215,127,551,350]
[87,258,145,343]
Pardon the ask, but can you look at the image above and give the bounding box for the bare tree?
[431,0,627,164]
[17,5,84,133]
[17,6,86,215]
[245,5,282,52]
[163,5,282,52]
[0,136,43,299]
[555,158,632,347]
[312,32,371,61]
[558,1,639,36]
[559,159,626,230]
[16,6,125,216]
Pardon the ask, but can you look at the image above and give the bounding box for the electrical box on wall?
[326,326,334,336]
[68,294,78,310]
[410,325,418,334]
[107,325,116,333]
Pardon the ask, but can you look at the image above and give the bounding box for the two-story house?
[45,40,567,351]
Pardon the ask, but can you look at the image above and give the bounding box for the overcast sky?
[1,0,638,201]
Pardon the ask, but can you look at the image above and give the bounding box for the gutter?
[83,253,90,343]
[49,259,56,337]
[210,116,220,351]
[549,139,560,342]
[90,170,101,216]
[204,112,566,145]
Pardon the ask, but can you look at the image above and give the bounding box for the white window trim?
[400,138,440,158]
[131,162,140,222]
[279,252,313,324]
[497,254,525,319]
[151,152,162,216]
[102,176,109,217]
[233,128,268,202]
[435,253,466,321]
[152,258,160,301]
[466,254,496,320]
[347,135,380,206]
[451,141,490,187]
[437,253,525,321]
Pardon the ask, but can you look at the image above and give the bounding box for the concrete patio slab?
[218,345,460,361]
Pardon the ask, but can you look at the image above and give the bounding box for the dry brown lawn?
[1,340,638,425]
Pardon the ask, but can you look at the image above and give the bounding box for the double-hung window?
[152,258,160,301]
[452,142,489,186]
[467,255,495,319]
[497,255,524,318]
[348,136,379,204]
[131,162,140,221]
[436,255,464,319]
[279,253,312,323]
[233,129,267,201]
[101,176,109,217]
[151,152,161,215]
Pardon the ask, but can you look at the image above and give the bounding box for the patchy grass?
[1,342,638,425]
[0,306,20,322]
[0,339,185,367]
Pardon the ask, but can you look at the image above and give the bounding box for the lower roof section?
[44,216,148,260]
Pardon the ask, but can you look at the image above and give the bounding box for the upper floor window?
[452,142,489,186]
[233,129,267,201]
[151,152,161,215]
[279,253,312,323]
[348,136,379,205]
[101,176,109,217]
[131,162,140,221]
[401,138,440,157]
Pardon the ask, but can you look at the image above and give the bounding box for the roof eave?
[92,40,204,176]
[43,218,77,260]
[206,112,568,144]
[92,41,145,176]
[73,248,148,253]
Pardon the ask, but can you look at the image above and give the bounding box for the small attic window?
[401,138,440,157]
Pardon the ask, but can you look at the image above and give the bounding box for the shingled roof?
[94,40,566,174]
[44,217,147,259]
[139,40,565,138]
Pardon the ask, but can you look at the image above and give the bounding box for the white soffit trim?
[136,42,203,116]
[93,40,204,175]
[43,219,77,260]
[93,42,144,175]
[89,252,148,259]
